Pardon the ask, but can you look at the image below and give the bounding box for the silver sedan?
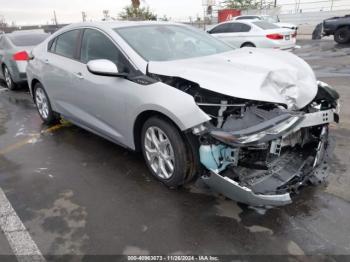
[26,22,339,207]
[0,30,48,90]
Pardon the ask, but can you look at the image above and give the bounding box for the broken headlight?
[210,115,303,146]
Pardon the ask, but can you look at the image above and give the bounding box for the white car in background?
[208,20,296,50]
[234,15,298,31]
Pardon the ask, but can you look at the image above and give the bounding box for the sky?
[0,0,349,25]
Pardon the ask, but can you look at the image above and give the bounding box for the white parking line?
[0,87,7,92]
[0,188,46,262]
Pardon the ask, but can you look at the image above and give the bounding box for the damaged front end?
[193,81,340,207]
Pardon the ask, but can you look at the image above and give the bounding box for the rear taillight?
[12,51,29,61]
[266,34,284,40]
[292,32,297,38]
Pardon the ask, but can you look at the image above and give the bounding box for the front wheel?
[141,117,193,188]
[34,83,59,125]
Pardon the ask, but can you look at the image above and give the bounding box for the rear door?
[41,29,82,118]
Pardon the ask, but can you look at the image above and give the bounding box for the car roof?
[218,20,257,26]
[62,21,184,31]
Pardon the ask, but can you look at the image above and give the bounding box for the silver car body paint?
[148,47,318,110]
[26,22,338,207]
[26,22,211,149]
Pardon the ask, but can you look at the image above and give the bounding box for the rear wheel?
[241,42,255,48]
[141,117,194,188]
[334,27,350,44]
[3,66,16,90]
[34,83,59,125]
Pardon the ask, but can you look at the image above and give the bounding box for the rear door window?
[50,30,80,59]
[227,23,251,33]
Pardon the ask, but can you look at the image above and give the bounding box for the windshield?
[114,25,233,62]
[7,34,49,47]
[253,21,280,30]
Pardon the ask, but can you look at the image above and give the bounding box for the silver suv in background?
[26,22,339,207]
[0,30,49,90]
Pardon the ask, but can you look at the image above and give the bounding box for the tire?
[33,83,59,125]
[3,65,17,90]
[241,43,255,48]
[141,116,193,188]
[334,27,350,44]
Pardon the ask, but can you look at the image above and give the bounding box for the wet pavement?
[0,40,350,258]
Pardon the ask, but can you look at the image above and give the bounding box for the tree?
[119,5,157,21]
[220,0,260,9]
[131,0,140,8]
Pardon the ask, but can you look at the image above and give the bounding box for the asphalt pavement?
[0,40,350,260]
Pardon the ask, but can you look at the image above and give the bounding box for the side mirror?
[87,59,128,77]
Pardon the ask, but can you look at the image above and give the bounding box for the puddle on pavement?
[25,190,89,254]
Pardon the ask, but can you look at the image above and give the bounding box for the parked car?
[323,15,350,44]
[0,30,49,90]
[208,20,296,50]
[27,21,339,207]
[233,15,298,31]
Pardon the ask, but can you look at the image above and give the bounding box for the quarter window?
[50,30,80,59]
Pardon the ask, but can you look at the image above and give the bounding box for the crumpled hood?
[148,48,318,110]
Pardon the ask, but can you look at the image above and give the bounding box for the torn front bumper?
[202,171,292,206]
[199,109,336,207]
[201,140,331,207]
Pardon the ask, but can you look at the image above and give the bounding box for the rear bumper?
[7,61,27,83]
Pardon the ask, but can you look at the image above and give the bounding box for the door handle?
[75,72,84,79]
[44,59,49,64]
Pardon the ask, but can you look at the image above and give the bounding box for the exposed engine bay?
[151,74,340,207]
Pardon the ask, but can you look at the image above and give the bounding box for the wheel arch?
[133,110,183,152]
[30,79,42,99]
[240,42,256,48]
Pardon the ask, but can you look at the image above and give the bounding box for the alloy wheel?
[144,126,175,180]
[4,67,12,88]
[35,87,49,119]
